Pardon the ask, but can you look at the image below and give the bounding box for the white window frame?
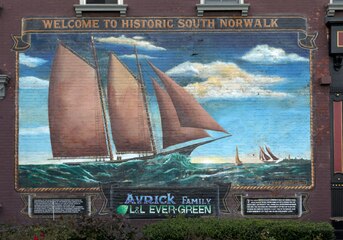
[200,0,244,4]
[75,0,127,17]
[197,0,249,16]
[79,0,124,5]
[327,0,343,16]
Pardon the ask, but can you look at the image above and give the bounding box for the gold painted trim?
[20,16,308,35]
[22,29,309,34]
[15,52,19,191]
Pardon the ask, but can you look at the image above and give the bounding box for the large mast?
[90,36,113,160]
[134,46,157,154]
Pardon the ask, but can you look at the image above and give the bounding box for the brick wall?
[0,0,331,222]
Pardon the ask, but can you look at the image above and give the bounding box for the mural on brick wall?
[15,17,314,190]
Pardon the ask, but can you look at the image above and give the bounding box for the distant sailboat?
[48,41,230,163]
[265,145,279,160]
[259,145,278,163]
[235,146,243,166]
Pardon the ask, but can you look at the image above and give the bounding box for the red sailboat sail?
[48,43,108,158]
[259,146,271,161]
[148,62,227,133]
[152,79,210,148]
[265,145,279,160]
[107,53,154,153]
[235,146,243,165]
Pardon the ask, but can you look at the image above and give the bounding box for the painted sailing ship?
[259,145,279,163]
[48,41,230,163]
[235,146,243,166]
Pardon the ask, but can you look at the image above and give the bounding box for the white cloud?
[19,76,49,89]
[241,45,308,64]
[20,126,50,135]
[120,54,157,59]
[95,35,166,51]
[166,61,288,99]
[133,36,145,40]
[20,53,48,68]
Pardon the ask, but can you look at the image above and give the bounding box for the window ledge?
[327,3,343,17]
[0,75,10,100]
[196,3,250,16]
[74,4,128,17]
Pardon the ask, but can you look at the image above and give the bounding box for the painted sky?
[18,32,310,165]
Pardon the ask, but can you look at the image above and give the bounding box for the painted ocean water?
[18,153,311,188]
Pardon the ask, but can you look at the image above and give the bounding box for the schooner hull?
[64,135,230,165]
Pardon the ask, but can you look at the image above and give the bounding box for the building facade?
[0,0,337,222]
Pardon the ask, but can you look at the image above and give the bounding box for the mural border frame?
[14,16,315,192]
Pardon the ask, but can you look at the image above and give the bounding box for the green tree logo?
[116,205,129,215]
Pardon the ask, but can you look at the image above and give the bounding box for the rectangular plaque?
[102,184,230,218]
[242,197,301,216]
[32,198,87,215]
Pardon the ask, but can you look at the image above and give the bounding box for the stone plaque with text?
[32,198,87,215]
[242,197,301,216]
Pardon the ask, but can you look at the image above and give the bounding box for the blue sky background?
[18,32,311,164]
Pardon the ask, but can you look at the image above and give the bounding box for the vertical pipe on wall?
[52,200,55,221]
[296,194,303,218]
[28,195,32,218]
[118,0,123,4]
[333,101,343,173]
[87,196,92,216]
[80,0,86,5]
[216,185,220,216]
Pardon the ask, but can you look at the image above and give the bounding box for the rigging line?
[91,35,114,161]
[108,48,155,154]
[137,56,163,149]
[134,45,157,154]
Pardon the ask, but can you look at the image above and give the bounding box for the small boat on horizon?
[235,146,243,166]
[259,145,279,163]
